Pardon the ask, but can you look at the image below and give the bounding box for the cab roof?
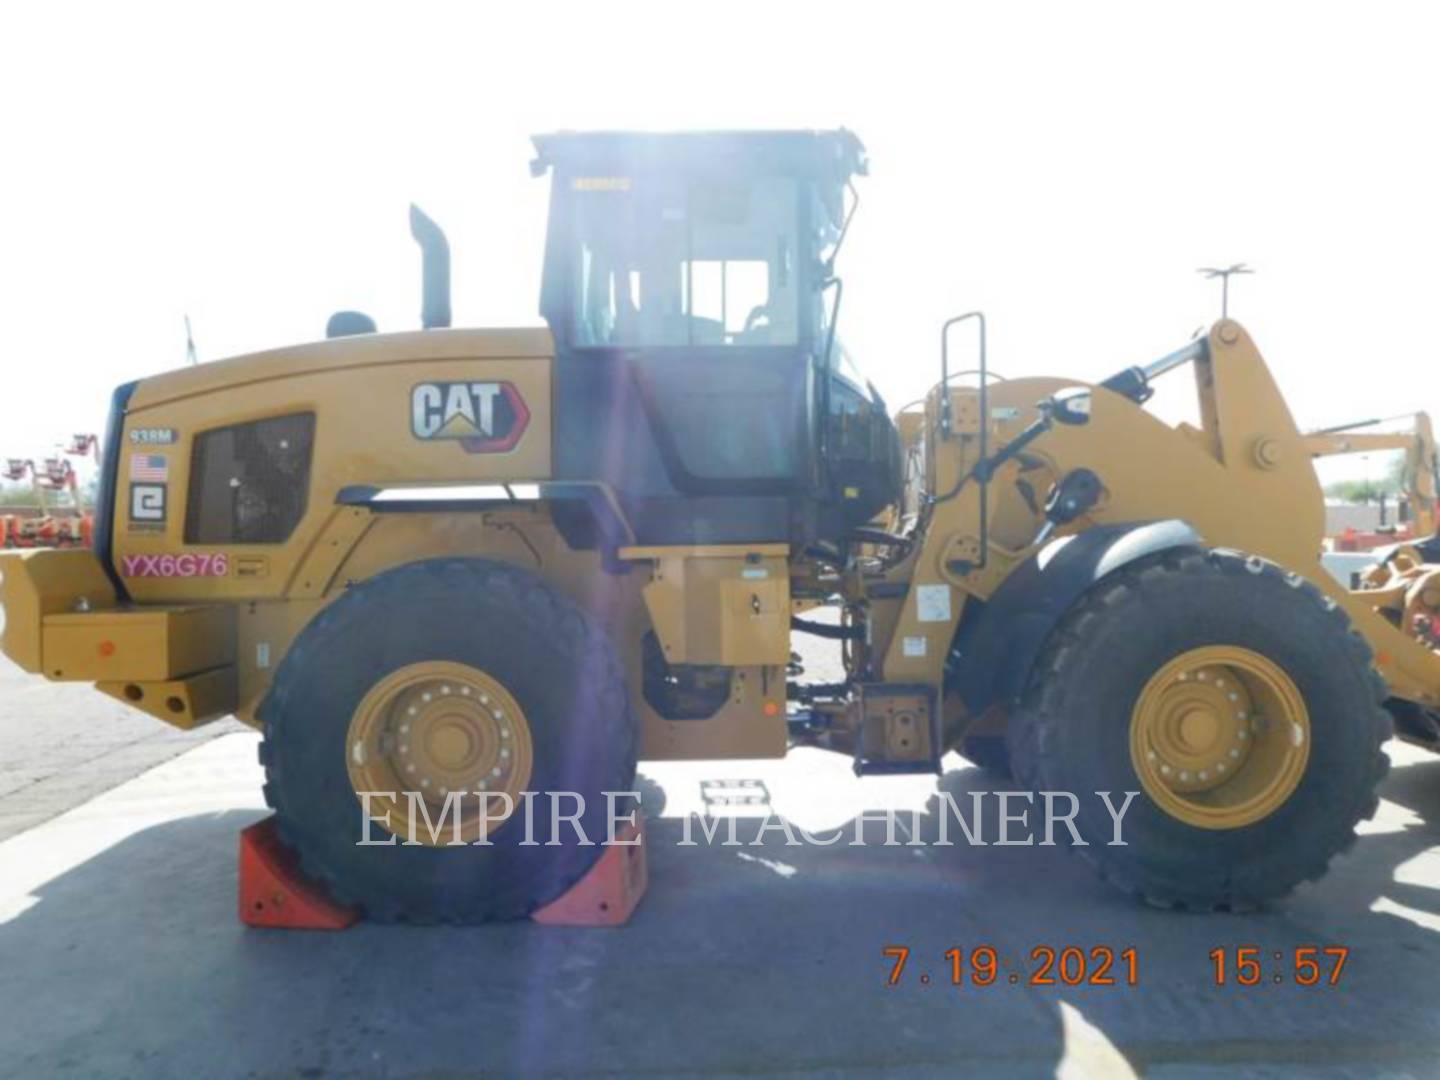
[530,129,867,183]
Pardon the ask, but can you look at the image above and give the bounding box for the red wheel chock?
[239,817,360,930]
[239,814,647,930]
[531,816,648,926]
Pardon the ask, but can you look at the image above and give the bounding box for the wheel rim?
[346,661,535,846]
[1130,645,1310,830]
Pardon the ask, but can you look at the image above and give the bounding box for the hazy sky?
[3,2,1436,488]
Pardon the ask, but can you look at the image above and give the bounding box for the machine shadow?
[0,756,1437,1077]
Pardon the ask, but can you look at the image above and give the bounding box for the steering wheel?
[742,304,771,333]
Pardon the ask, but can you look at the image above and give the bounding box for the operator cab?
[532,130,899,548]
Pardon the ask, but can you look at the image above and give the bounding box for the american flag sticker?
[131,453,170,483]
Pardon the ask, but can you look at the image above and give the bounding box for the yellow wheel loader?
[1,130,1433,920]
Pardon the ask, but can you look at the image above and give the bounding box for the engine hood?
[128,327,554,411]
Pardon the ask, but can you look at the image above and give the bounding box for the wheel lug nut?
[1229,748,1241,759]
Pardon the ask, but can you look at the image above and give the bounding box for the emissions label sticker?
[915,583,952,623]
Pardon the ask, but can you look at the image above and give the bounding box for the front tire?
[1009,547,1390,910]
[258,558,638,923]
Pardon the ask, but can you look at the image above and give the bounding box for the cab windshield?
[570,175,801,348]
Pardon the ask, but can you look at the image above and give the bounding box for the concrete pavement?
[0,722,1438,1077]
[0,648,241,841]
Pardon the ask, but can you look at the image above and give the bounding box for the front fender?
[948,520,1203,716]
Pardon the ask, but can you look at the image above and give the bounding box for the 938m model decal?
[411,381,530,453]
[128,427,177,446]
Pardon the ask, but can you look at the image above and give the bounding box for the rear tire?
[1009,547,1390,910]
[258,558,637,923]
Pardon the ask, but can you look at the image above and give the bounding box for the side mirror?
[1048,386,1093,426]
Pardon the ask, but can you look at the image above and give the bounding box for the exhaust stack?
[409,204,452,329]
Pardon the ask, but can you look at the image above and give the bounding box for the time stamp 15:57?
[883,945,1350,987]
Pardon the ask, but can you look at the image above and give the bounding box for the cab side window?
[184,413,316,544]
[572,177,800,348]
